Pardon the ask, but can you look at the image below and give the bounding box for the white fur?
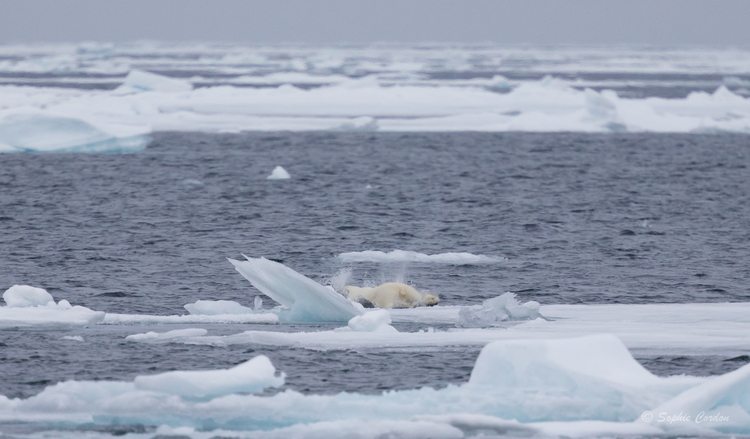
[344,282,439,308]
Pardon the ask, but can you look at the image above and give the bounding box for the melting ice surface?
[2,334,750,437]
[2,43,750,152]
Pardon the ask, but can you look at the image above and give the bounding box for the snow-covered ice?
[2,335,749,435]
[337,250,506,264]
[345,309,398,332]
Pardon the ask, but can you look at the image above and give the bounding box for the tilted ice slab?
[0,70,749,154]
[0,285,104,329]
[2,335,750,435]
[229,256,362,323]
[337,249,506,265]
[167,301,750,356]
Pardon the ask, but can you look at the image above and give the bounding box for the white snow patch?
[267,166,291,180]
[337,249,506,265]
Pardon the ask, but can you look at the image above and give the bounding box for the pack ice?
[2,66,750,153]
[2,335,749,436]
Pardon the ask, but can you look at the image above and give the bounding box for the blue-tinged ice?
[229,256,362,323]
[0,114,150,153]
[3,335,749,435]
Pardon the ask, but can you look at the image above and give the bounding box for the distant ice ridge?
[3,335,750,435]
[1,68,750,154]
[0,285,104,329]
[337,250,506,264]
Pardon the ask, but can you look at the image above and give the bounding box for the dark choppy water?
[1,131,750,399]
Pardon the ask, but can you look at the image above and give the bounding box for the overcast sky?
[1,0,749,47]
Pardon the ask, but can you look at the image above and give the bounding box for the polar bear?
[343,282,439,309]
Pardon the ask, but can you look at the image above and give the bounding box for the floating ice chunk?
[133,355,284,399]
[228,256,362,323]
[457,293,542,327]
[0,114,150,153]
[184,300,255,315]
[3,285,54,307]
[254,295,263,310]
[115,69,193,94]
[347,310,398,333]
[337,250,506,265]
[60,335,84,342]
[125,328,208,343]
[267,165,291,180]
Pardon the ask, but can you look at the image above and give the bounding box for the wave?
[337,250,506,264]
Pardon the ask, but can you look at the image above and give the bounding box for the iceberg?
[4,335,750,435]
[337,250,506,265]
[229,256,362,323]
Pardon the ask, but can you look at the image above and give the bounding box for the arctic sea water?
[1,43,750,438]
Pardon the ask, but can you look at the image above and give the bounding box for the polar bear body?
[344,282,439,308]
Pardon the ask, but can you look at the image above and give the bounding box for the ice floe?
[2,335,749,435]
[101,311,278,325]
[140,300,750,356]
[133,355,284,400]
[0,285,104,329]
[337,250,506,264]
